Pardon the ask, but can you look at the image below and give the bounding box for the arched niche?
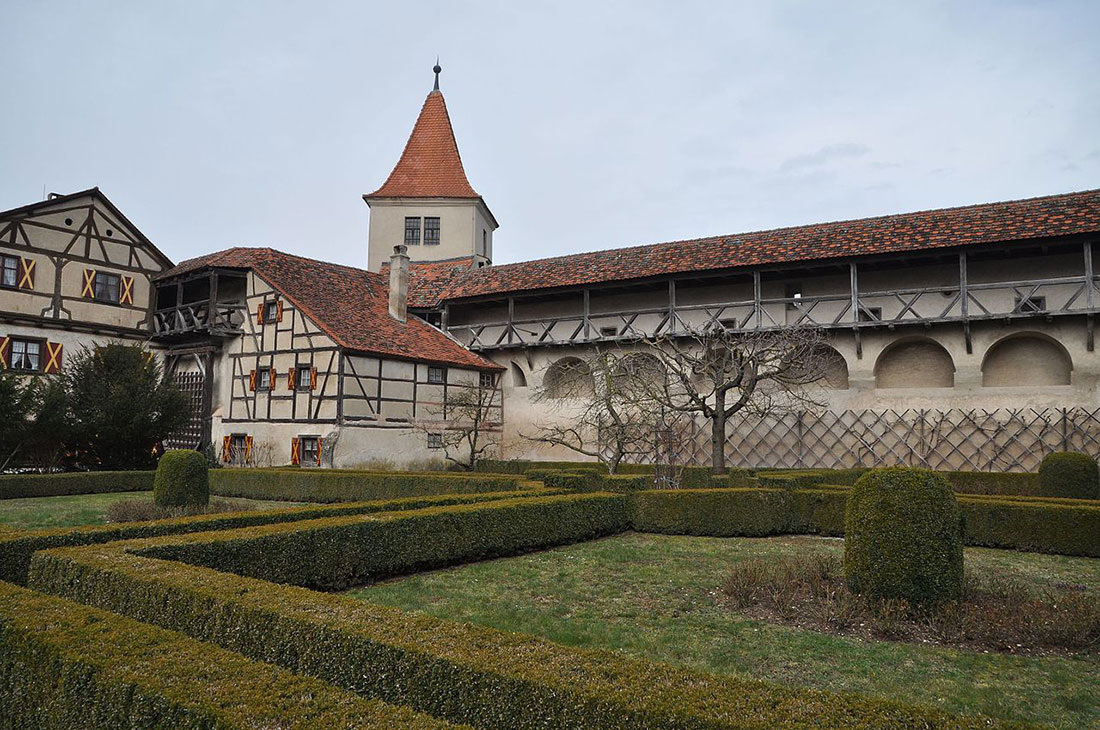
[981,334,1072,387]
[817,345,850,389]
[510,361,528,388]
[543,356,593,399]
[874,338,955,389]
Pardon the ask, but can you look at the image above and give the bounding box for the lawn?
[0,491,306,530]
[352,533,1100,729]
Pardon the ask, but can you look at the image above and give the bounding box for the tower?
[365,62,498,272]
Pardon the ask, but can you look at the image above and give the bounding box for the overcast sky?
[2,1,1097,268]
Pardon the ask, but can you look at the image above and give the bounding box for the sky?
[1,1,1097,269]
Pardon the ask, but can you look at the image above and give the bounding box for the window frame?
[424,216,440,246]
[93,271,121,304]
[0,255,18,290]
[257,367,273,391]
[300,435,320,465]
[426,365,446,384]
[296,365,313,391]
[404,217,421,246]
[8,336,44,373]
[479,372,494,388]
[427,432,444,450]
[230,433,248,465]
[263,300,279,324]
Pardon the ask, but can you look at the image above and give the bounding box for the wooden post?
[208,271,218,329]
[753,271,762,329]
[668,279,677,334]
[849,263,862,359]
[507,297,515,345]
[582,288,591,340]
[959,253,971,354]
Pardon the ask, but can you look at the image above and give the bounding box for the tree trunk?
[711,393,726,475]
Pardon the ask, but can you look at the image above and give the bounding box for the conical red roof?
[366,91,480,199]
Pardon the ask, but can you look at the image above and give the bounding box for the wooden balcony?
[153,300,245,338]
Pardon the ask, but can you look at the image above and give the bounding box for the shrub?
[210,468,523,502]
[960,495,1100,557]
[153,450,209,507]
[0,489,549,585]
[0,582,458,729]
[940,470,1041,496]
[845,468,964,605]
[630,488,795,536]
[0,470,155,500]
[1038,451,1100,499]
[30,527,1009,729]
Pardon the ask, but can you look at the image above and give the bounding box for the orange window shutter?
[120,276,135,304]
[0,337,9,369]
[249,370,257,391]
[81,269,96,298]
[310,367,317,390]
[256,301,265,325]
[276,300,284,322]
[244,435,253,463]
[18,259,35,290]
[315,437,323,466]
[44,342,63,374]
[290,438,300,465]
[287,368,295,390]
[221,436,231,462]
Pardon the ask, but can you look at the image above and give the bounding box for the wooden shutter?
[221,436,232,463]
[256,301,265,325]
[81,269,96,299]
[17,258,35,290]
[315,437,323,466]
[43,342,63,374]
[119,276,135,305]
[0,337,9,369]
[290,438,300,465]
[244,435,254,463]
[287,368,295,390]
[276,300,284,322]
[249,370,257,391]
[309,367,317,391]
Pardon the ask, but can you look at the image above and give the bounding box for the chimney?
[388,244,410,322]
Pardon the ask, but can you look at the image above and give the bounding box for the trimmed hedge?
[631,487,1099,557]
[940,470,1042,497]
[210,468,523,502]
[136,493,631,590]
[0,470,154,500]
[153,450,209,507]
[1038,451,1100,499]
[844,469,964,604]
[0,582,462,729]
[0,488,553,585]
[30,529,1014,728]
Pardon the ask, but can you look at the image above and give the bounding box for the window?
[424,217,440,245]
[785,283,804,311]
[404,217,421,245]
[230,434,248,464]
[257,368,272,391]
[94,272,121,303]
[264,301,279,323]
[858,306,882,322]
[1,256,17,288]
[427,365,446,384]
[9,338,41,372]
[599,326,618,338]
[427,433,443,449]
[296,365,313,390]
[719,318,739,330]
[300,436,320,465]
[480,372,494,388]
[481,230,487,255]
[1015,294,1046,314]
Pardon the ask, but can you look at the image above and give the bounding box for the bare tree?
[414,379,502,470]
[523,348,658,474]
[641,326,830,474]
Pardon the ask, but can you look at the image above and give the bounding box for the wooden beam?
[959,253,971,354]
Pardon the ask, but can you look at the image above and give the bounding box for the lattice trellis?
[164,372,206,450]
[622,407,1100,472]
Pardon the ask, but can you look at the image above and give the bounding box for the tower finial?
[433,57,441,91]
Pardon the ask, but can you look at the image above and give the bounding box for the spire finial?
[433,57,442,91]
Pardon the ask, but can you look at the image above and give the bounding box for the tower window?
[481,230,487,255]
[404,217,421,245]
[424,217,440,245]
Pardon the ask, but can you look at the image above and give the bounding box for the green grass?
[352,532,1100,729]
[0,491,306,530]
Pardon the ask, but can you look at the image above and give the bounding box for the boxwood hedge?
[153,450,209,507]
[209,468,523,502]
[0,488,551,585]
[0,470,155,500]
[0,582,463,729]
[29,527,1013,729]
[1038,451,1100,499]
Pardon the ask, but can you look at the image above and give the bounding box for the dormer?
[364,63,498,272]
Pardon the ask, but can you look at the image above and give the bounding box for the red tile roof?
[424,188,1100,303]
[365,91,480,200]
[380,256,479,309]
[156,248,501,371]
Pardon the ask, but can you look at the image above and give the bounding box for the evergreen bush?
[1038,451,1100,499]
[153,450,209,507]
[844,468,964,604]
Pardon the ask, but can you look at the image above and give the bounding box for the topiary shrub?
[844,467,963,605]
[1038,451,1100,499]
[153,450,209,508]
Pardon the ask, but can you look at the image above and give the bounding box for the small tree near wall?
[415,376,502,470]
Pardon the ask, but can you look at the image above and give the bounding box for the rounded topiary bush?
[1038,451,1100,499]
[153,450,210,507]
[844,467,963,605]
